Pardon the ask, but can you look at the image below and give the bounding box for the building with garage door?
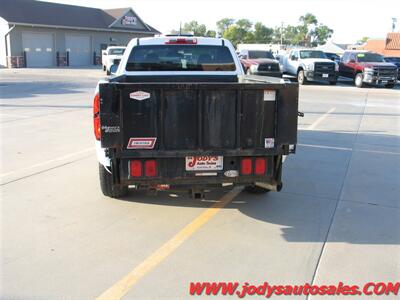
[0,0,160,68]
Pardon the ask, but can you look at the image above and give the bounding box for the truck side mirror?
[291,55,297,61]
[109,64,118,75]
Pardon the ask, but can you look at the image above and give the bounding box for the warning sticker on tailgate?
[127,137,157,149]
[129,91,150,101]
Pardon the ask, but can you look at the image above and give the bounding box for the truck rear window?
[126,45,236,71]
[248,50,274,59]
[109,48,125,55]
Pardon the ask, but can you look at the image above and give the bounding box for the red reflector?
[241,158,252,175]
[93,93,101,140]
[130,160,142,177]
[93,116,101,140]
[255,158,266,175]
[93,93,100,115]
[145,160,157,177]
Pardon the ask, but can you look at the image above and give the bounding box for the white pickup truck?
[101,46,126,75]
[93,36,299,198]
[280,49,338,85]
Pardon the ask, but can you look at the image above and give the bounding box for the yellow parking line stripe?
[95,187,241,300]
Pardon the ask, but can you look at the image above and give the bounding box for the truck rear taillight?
[165,38,197,44]
[93,93,101,140]
[145,160,157,177]
[254,158,267,175]
[241,157,267,175]
[130,160,142,177]
[241,158,252,175]
[129,160,158,177]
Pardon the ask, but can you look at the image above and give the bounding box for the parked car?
[93,36,299,198]
[280,49,338,85]
[324,52,341,63]
[339,51,398,88]
[384,56,400,80]
[101,46,126,75]
[238,49,282,77]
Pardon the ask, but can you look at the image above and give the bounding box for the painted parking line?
[305,107,336,130]
[96,187,242,300]
[0,147,94,178]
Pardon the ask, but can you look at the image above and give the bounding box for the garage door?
[66,35,91,66]
[22,33,54,67]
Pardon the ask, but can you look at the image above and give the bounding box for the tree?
[182,21,207,36]
[272,14,333,47]
[205,30,216,38]
[253,22,273,43]
[222,19,254,46]
[236,19,253,32]
[299,13,318,27]
[312,24,333,46]
[216,18,235,36]
[357,36,369,44]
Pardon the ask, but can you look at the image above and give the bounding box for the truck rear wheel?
[354,73,364,88]
[99,163,128,198]
[244,184,270,194]
[297,70,307,85]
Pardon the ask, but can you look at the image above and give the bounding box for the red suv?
[339,51,398,88]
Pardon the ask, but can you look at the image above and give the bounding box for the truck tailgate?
[99,82,298,156]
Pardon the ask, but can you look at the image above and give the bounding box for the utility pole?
[392,18,397,32]
[280,22,284,46]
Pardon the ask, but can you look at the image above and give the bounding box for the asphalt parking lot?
[1,68,399,299]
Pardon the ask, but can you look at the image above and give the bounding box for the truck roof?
[107,46,126,50]
[136,36,227,46]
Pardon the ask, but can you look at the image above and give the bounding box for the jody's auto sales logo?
[122,16,136,25]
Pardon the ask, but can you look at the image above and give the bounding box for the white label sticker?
[264,90,276,101]
[127,137,157,149]
[224,170,239,177]
[130,91,150,101]
[265,138,275,148]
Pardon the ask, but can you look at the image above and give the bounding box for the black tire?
[385,83,395,89]
[329,81,337,85]
[106,69,111,75]
[244,184,270,194]
[103,65,106,71]
[354,73,364,88]
[297,69,307,85]
[99,163,128,198]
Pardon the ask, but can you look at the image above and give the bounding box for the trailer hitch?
[298,111,304,117]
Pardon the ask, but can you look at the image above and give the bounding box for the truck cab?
[339,51,398,88]
[238,49,282,77]
[102,46,126,75]
[94,36,299,198]
[280,49,338,85]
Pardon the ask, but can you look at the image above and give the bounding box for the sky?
[42,0,399,44]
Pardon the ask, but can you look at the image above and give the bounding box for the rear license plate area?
[185,156,223,171]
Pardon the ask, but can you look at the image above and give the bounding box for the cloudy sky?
[43,0,399,43]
